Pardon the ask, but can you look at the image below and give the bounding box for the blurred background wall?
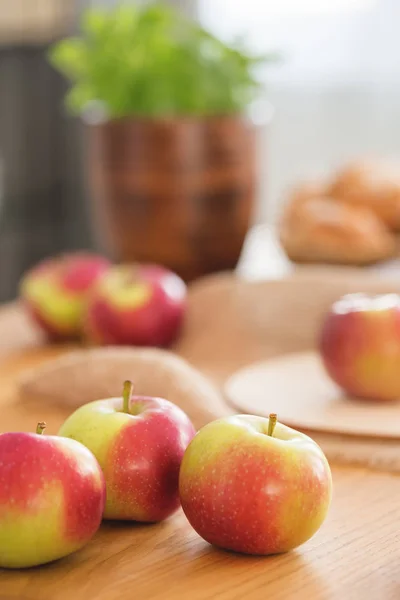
[0,0,83,301]
[0,0,196,301]
[0,0,399,300]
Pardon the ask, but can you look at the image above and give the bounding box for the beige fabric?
[5,266,400,472]
[18,347,227,431]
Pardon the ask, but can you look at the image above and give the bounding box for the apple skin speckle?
[84,264,187,348]
[320,294,400,402]
[59,395,195,522]
[0,431,105,568]
[20,252,111,340]
[179,415,332,556]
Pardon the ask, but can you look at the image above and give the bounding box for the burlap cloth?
[4,265,400,473]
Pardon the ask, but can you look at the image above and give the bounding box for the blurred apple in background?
[0,422,105,568]
[179,414,332,555]
[84,264,187,347]
[20,252,111,340]
[320,293,400,402]
[59,381,195,522]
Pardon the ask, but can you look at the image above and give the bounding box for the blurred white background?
[200,0,399,86]
[198,0,400,221]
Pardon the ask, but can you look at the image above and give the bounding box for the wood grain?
[0,348,400,599]
[3,267,400,598]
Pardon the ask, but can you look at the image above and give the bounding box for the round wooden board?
[225,351,400,440]
[3,332,400,598]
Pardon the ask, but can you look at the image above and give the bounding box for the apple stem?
[267,414,277,437]
[36,422,47,435]
[122,380,133,414]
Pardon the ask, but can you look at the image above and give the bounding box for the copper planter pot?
[87,115,257,281]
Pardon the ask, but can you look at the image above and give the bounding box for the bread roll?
[279,193,396,265]
[330,160,400,231]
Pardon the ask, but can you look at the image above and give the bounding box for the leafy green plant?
[49,2,275,118]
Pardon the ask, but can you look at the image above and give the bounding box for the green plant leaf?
[49,38,88,79]
[49,2,278,118]
[81,8,109,37]
[65,83,96,113]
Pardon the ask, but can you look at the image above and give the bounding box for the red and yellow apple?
[20,252,110,340]
[58,381,195,522]
[0,422,105,569]
[179,414,332,555]
[320,293,400,401]
[84,264,187,347]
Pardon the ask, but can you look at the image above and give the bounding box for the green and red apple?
[59,382,195,522]
[179,414,332,555]
[0,422,105,569]
[20,252,110,340]
[320,293,400,401]
[84,264,187,347]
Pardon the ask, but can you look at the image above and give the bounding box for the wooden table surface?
[1,306,400,599]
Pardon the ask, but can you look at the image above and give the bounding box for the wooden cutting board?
[3,267,400,599]
[1,346,400,600]
[225,351,400,439]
